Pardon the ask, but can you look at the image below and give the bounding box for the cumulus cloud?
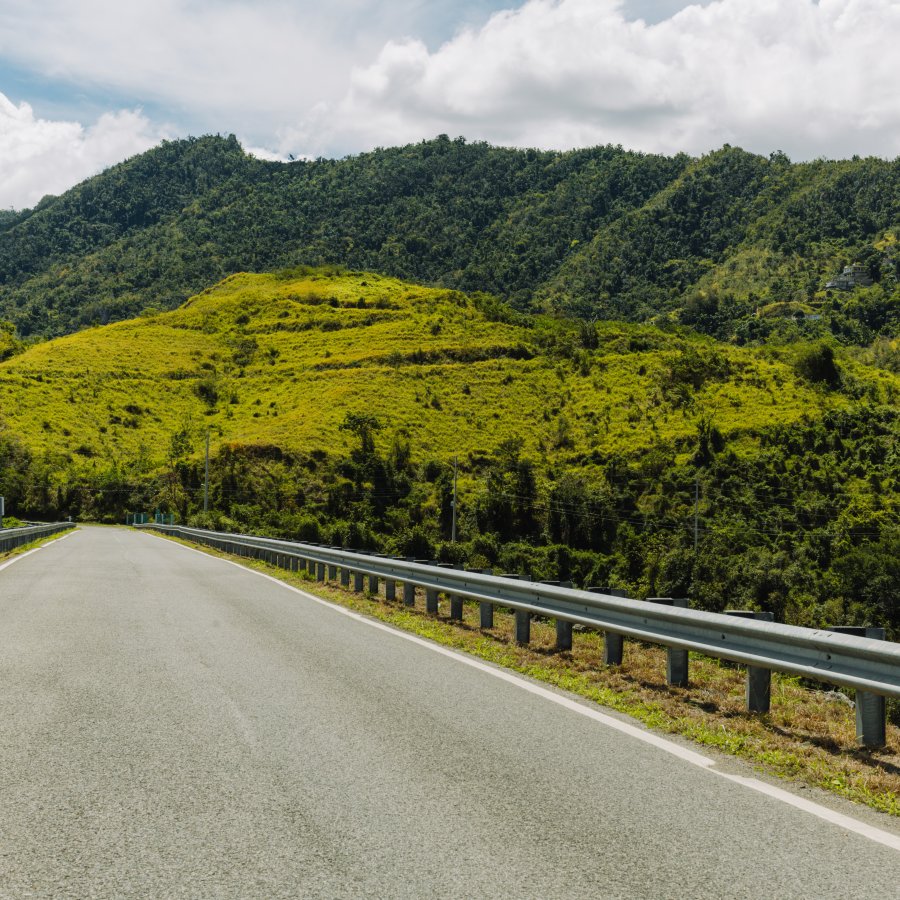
[0,0,511,140]
[2,0,898,209]
[317,0,900,160]
[0,95,165,209]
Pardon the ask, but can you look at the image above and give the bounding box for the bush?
[794,342,840,387]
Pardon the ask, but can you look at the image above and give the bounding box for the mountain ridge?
[1,136,896,344]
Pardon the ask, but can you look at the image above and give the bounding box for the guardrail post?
[648,598,690,686]
[327,551,338,579]
[340,566,351,588]
[499,574,529,643]
[446,564,465,621]
[425,573,440,614]
[541,581,574,650]
[353,570,364,592]
[401,558,417,606]
[515,610,531,644]
[315,561,325,582]
[588,587,627,664]
[726,611,774,712]
[385,568,397,602]
[474,569,494,627]
[828,626,887,748]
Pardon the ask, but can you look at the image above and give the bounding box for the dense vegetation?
[1,271,896,634]
[0,136,897,345]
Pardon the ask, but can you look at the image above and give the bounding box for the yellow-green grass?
[156,529,900,818]
[0,270,893,481]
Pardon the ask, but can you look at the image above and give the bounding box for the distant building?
[826,263,873,291]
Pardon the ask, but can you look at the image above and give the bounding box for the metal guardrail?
[138,523,900,747]
[0,522,73,553]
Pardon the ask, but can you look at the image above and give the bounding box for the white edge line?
[139,529,900,853]
[714,772,900,852]
[0,529,75,573]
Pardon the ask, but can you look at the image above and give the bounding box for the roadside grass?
[158,531,900,818]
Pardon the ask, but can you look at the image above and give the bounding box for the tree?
[339,413,382,456]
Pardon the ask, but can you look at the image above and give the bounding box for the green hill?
[1,270,897,631]
[0,137,897,345]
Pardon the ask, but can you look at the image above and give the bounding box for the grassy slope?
[1,271,890,486]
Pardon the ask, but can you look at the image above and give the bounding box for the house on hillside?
[825,263,873,291]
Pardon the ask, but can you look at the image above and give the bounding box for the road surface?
[0,526,898,898]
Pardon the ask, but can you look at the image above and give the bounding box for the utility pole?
[693,475,699,553]
[204,429,210,513]
[451,455,458,543]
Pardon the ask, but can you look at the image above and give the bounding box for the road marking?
[0,545,45,573]
[715,773,900,852]
[140,530,900,852]
[0,529,75,573]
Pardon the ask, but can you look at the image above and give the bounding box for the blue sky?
[1,1,898,209]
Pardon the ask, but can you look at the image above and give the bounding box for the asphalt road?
[1,526,899,898]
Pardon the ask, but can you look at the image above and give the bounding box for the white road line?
[715,773,900,852]
[0,528,75,573]
[0,545,45,573]
[140,530,900,853]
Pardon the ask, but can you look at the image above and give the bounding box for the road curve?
[0,526,898,898]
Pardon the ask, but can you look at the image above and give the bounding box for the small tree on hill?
[340,412,382,456]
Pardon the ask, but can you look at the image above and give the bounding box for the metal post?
[450,565,465,622]
[368,573,379,594]
[515,610,531,644]
[451,455,458,543]
[726,611,774,712]
[438,563,463,620]
[425,564,440,615]
[385,578,396,602]
[693,475,699,553]
[354,571,364,592]
[588,587,627,664]
[316,562,325,582]
[340,567,351,588]
[204,429,210,513]
[541,581,574,651]
[555,619,573,651]
[648,598,690,686]
[499,574,530,643]
[403,581,416,606]
[828,626,887,748]
[476,568,494,628]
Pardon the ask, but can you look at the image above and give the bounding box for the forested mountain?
[0,135,897,344]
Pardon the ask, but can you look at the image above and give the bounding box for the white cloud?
[315,0,900,160]
[0,95,165,209]
[0,1,511,139]
[1,0,898,209]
